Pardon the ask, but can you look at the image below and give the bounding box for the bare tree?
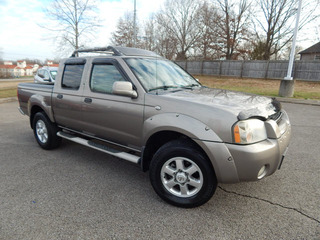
[253,0,320,60]
[110,12,139,47]
[141,16,157,52]
[214,0,252,60]
[156,0,203,60]
[194,1,222,60]
[141,15,178,59]
[43,0,101,54]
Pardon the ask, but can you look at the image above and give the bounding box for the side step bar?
[57,131,140,164]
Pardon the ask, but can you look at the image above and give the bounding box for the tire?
[149,139,217,208]
[32,112,61,150]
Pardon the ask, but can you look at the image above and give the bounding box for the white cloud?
[0,0,165,61]
[0,0,317,61]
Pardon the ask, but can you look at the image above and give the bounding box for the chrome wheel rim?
[160,157,203,198]
[36,120,48,144]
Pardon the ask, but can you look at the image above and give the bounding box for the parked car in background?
[34,66,58,83]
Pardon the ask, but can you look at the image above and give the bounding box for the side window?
[62,64,85,90]
[90,64,126,94]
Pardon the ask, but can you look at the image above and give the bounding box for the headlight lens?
[233,119,267,144]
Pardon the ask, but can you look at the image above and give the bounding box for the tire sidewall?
[150,140,217,208]
[33,112,60,150]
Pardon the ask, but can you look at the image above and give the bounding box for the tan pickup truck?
[17,46,291,208]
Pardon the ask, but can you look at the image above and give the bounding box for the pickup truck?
[17,46,291,208]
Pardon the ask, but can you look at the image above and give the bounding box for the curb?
[0,97,18,104]
[276,97,320,106]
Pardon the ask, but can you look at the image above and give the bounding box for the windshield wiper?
[180,84,201,89]
[148,85,179,92]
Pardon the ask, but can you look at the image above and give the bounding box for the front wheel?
[32,112,61,150]
[149,139,217,208]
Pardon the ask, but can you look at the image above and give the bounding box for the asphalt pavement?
[0,101,319,239]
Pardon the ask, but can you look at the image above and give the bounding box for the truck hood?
[162,87,281,120]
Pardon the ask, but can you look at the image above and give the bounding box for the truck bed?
[18,83,54,117]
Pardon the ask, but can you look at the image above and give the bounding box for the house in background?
[299,42,320,60]
[46,60,59,67]
[0,60,40,78]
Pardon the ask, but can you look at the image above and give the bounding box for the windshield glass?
[50,70,57,80]
[125,58,200,92]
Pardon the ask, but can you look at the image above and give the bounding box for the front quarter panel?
[143,113,223,144]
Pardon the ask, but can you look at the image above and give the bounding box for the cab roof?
[70,46,160,58]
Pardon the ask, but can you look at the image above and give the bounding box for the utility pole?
[133,0,137,47]
[279,0,302,97]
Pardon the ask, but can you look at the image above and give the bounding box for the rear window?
[62,64,85,90]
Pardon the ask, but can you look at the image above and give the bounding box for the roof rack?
[70,46,160,58]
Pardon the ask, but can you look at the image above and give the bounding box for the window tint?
[62,64,84,90]
[90,64,126,94]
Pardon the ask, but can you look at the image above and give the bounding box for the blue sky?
[0,0,165,61]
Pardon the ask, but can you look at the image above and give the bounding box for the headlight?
[233,119,267,144]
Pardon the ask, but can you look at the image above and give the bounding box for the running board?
[57,131,140,164]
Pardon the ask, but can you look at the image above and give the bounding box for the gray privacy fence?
[175,60,320,81]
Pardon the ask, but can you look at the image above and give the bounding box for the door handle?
[84,98,92,104]
[57,94,63,99]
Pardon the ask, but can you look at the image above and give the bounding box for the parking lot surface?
[0,101,319,239]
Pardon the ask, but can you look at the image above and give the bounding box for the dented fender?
[28,94,55,123]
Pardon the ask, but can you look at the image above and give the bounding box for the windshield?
[50,70,57,80]
[125,58,200,92]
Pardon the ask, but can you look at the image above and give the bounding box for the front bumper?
[226,123,291,181]
[195,111,291,183]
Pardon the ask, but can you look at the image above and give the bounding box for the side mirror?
[112,81,138,98]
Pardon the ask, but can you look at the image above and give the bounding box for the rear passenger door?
[52,58,86,131]
[81,58,144,150]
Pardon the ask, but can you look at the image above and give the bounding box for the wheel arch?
[141,130,217,178]
[28,95,55,129]
[141,113,222,173]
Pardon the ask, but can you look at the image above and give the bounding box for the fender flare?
[143,113,222,144]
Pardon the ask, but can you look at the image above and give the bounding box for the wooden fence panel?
[175,60,320,81]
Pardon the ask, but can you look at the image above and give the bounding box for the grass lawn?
[0,79,33,99]
[0,88,17,98]
[195,75,320,100]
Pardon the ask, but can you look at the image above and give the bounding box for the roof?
[70,46,160,58]
[299,42,320,54]
[0,64,16,69]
